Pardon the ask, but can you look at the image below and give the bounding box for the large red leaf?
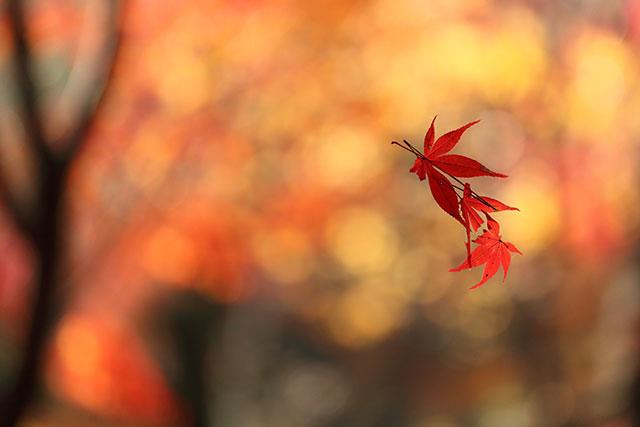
[469,253,501,289]
[428,120,480,158]
[467,195,518,213]
[504,241,522,254]
[449,239,500,271]
[425,164,462,223]
[450,216,522,289]
[500,245,511,281]
[430,154,507,178]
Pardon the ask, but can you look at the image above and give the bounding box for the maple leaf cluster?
[392,117,521,289]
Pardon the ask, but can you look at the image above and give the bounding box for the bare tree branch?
[59,0,123,165]
[0,158,35,240]
[0,1,124,426]
[6,0,52,170]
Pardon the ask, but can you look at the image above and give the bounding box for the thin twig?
[390,140,416,156]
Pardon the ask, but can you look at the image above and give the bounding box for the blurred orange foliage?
[1,0,639,425]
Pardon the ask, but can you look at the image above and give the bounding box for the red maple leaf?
[450,215,522,290]
[423,162,463,223]
[460,183,518,232]
[409,117,507,180]
[459,183,519,260]
[400,117,507,223]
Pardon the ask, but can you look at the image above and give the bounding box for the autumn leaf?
[428,119,478,158]
[407,117,506,214]
[450,215,522,289]
[409,117,507,179]
[406,118,505,221]
[426,163,463,223]
[428,119,506,178]
[459,184,518,266]
[458,183,517,263]
[409,157,429,181]
[408,158,463,223]
[430,154,507,178]
[423,115,437,151]
[410,117,507,180]
[460,183,518,233]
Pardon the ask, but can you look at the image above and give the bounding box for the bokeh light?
[0,0,639,426]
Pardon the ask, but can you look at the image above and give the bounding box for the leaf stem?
[390,141,417,156]
[401,140,425,158]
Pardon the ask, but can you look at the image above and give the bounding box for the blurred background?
[1,0,640,426]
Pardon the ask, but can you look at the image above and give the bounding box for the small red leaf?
[485,215,500,233]
[424,116,436,151]
[467,207,484,231]
[462,209,472,262]
[460,184,517,234]
[467,196,518,213]
[409,158,429,181]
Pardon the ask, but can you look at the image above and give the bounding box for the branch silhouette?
[0,1,123,426]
